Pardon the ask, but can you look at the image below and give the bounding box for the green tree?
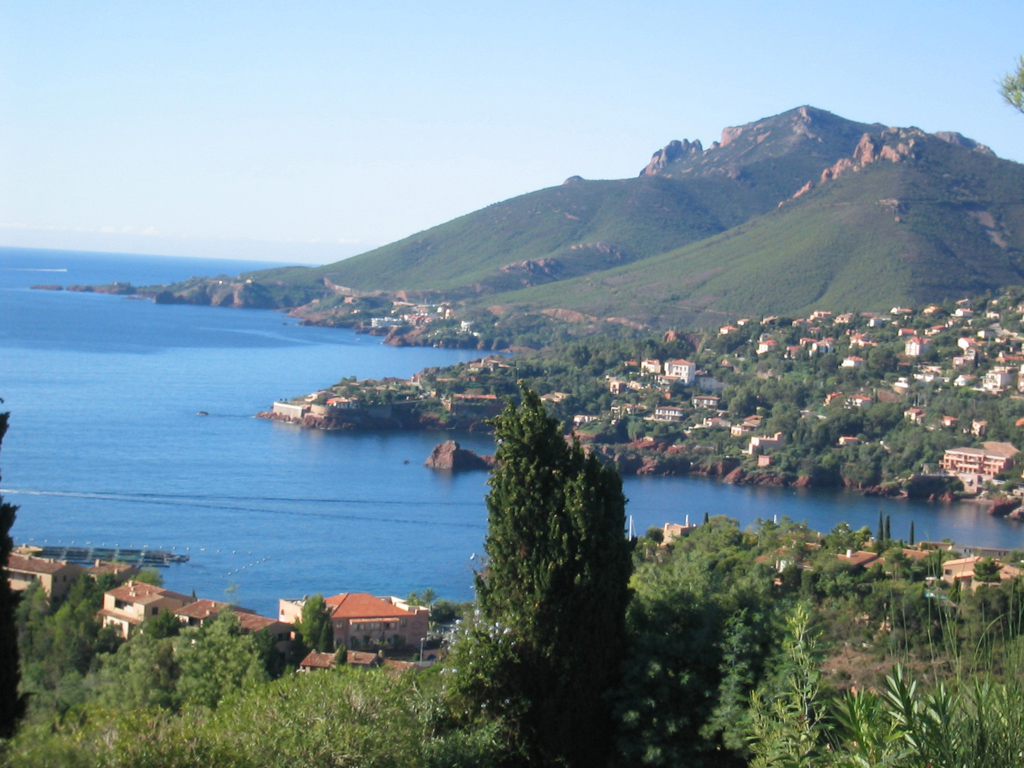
[615,517,777,766]
[96,632,179,710]
[973,557,1002,584]
[0,410,27,737]
[747,604,827,768]
[133,567,164,587]
[445,383,632,767]
[1001,55,1024,113]
[175,610,269,709]
[143,606,182,639]
[296,593,334,653]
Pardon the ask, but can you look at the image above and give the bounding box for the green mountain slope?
[261,176,766,295]
[230,106,1024,325]
[487,133,1024,325]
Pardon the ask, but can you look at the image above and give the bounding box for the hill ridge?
[180,106,1024,329]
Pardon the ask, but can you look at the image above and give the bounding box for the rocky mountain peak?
[933,131,995,155]
[639,138,704,176]
[638,106,885,178]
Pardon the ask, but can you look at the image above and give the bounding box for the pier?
[34,546,189,567]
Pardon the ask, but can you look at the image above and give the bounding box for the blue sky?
[1,1,1022,264]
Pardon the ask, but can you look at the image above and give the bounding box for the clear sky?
[1,1,1022,265]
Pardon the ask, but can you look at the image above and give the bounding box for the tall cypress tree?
[445,384,632,767]
[296,593,334,653]
[0,410,27,738]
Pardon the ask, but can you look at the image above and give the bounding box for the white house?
[905,336,931,357]
[663,359,696,384]
[653,405,686,422]
[983,368,1013,393]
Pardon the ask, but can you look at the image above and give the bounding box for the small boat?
[196,410,209,416]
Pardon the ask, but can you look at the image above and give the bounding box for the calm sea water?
[1,246,1022,616]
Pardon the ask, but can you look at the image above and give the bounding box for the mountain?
[218,107,1024,326]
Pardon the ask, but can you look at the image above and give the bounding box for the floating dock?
[35,546,189,567]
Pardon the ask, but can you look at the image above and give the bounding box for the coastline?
[259,408,966,503]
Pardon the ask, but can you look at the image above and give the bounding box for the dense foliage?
[0,411,27,737]
[443,384,632,767]
[11,388,1024,765]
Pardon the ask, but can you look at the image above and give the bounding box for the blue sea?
[2,246,1023,617]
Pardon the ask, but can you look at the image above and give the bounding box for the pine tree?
[884,514,891,544]
[445,384,632,767]
[1001,55,1024,113]
[296,593,334,653]
[909,520,915,546]
[0,410,27,737]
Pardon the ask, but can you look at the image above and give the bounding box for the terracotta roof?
[946,443,1019,459]
[106,581,192,605]
[85,561,138,577]
[236,613,285,633]
[324,593,413,620]
[176,599,260,623]
[97,608,138,624]
[346,650,382,666]
[838,551,881,568]
[384,659,420,671]
[7,553,80,575]
[901,549,931,561]
[300,651,337,669]
[943,556,981,568]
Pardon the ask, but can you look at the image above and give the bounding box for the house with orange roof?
[170,598,296,646]
[298,650,339,672]
[640,359,662,375]
[99,581,193,638]
[235,612,293,644]
[174,598,256,628]
[904,407,925,424]
[6,553,85,600]
[941,556,1022,590]
[85,560,139,585]
[940,441,1019,492]
[905,336,931,357]
[837,550,881,569]
[279,592,429,651]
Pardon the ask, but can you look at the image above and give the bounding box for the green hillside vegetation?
[141,106,1024,333]
[257,176,767,295]
[12,515,1024,767]
[482,135,1024,325]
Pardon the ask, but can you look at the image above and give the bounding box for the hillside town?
[266,290,1024,507]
